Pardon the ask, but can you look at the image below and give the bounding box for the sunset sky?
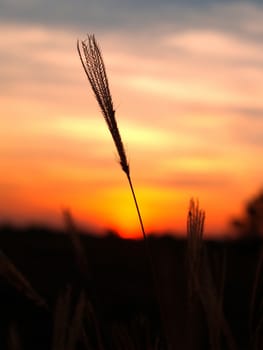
[0,0,262,238]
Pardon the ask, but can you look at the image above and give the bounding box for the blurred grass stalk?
[52,287,104,350]
[0,249,48,309]
[187,199,236,350]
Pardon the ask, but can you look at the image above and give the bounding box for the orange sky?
[1,4,263,238]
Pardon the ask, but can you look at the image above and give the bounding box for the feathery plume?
[77,34,148,244]
[77,35,129,176]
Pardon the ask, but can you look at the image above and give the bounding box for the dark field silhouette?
[0,223,262,350]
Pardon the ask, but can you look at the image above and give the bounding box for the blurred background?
[0,0,262,238]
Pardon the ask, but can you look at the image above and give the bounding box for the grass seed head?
[77,34,129,175]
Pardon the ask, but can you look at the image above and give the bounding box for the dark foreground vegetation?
[0,223,262,350]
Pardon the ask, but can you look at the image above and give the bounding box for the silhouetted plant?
[232,189,263,239]
[187,198,205,302]
[77,35,167,343]
[77,35,146,242]
[187,199,236,350]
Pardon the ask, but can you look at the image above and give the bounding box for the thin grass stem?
[126,173,146,241]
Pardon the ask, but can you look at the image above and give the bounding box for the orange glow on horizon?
[1,21,262,238]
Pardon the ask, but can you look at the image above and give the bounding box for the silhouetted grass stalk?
[77,35,147,241]
[77,33,166,343]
